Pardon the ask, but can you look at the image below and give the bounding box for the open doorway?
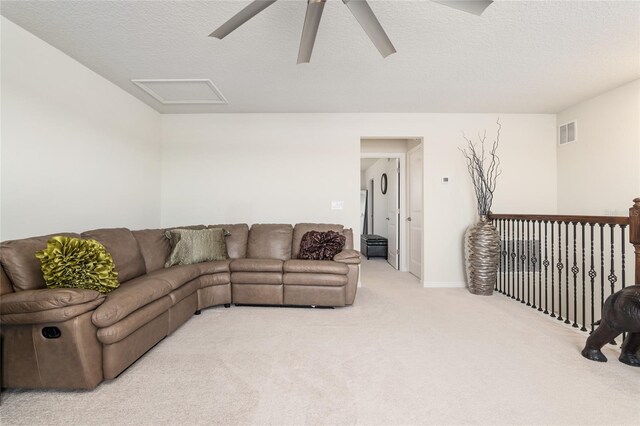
[360,157,400,269]
[360,138,424,280]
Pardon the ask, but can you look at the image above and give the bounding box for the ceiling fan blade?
[297,0,326,64]
[431,1,493,16]
[342,0,396,58]
[210,0,278,39]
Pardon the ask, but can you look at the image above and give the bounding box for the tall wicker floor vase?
[465,215,501,296]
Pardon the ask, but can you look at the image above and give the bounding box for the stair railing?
[489,198,640,342]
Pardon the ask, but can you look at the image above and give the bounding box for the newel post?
[630,198,640,285]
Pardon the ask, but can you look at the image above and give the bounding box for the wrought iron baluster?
[550,221,555,317]
[532,221,538,309]
[538,221,543,312]
[504,219,511,296]
[608,224,617,296]
[621,225,627,343]
[588,224,596,333]
[496,219,501,292]
[520,220,526,304]
[620,225,626,289]
[510,220,516,299]
[557,222,563,321]
[498,219,502,293]
[500,220,504,295]
[580,223,587,331]
[608,224,618,346]
[526,220,531,306]
[599,224,605,319]
[565,222,570,325]
[543,221,549,314]
[516,220,521,302]
[571,222,578,327]
[502,219,507,294]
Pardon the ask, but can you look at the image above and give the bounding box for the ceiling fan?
[210,0,493,64]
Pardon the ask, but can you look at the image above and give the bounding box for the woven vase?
[464,215,501,296]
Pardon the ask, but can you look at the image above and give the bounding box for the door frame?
[360,152,408,272]
[406,144,425,283]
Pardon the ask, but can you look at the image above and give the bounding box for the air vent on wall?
[131,79,228,105]
[559,121,577,145]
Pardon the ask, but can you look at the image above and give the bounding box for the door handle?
[386,217,390,220]
[407,217,412,222]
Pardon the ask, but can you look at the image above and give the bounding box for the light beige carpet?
[1,258,638,425]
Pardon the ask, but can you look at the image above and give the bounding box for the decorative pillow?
[165,228,229,267]
[35,236,119,294]
[298,231,346,261]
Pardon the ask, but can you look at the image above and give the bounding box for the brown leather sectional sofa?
[0,223,360,389]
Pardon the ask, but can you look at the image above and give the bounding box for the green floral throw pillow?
[35,236,119,294]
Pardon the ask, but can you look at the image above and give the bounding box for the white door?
[407,146,423,279]
[386,159,400,269]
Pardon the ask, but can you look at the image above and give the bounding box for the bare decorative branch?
[460,119,502,216]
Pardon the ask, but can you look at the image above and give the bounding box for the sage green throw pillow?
[35,236,119,294]
[165,228,229,268]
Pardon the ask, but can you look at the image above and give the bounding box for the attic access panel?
[131,79,228,104]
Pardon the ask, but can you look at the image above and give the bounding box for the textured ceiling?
[1,0,639,113]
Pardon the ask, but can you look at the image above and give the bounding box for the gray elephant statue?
[581,285,640,367]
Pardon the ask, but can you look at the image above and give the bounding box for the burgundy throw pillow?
[298,231,346,261]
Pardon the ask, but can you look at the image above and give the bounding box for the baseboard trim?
[423,281,466,288]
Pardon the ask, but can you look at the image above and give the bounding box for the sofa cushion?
[231,272,283,285]
[247,224,293,261]
[97,295,173,345]
[0,265,13,296]
[0,233,80,292]
[209,224,249,259]
[164,228,229,267]
[283,260,349,275]
[283,273,348,287]
[92,276,174,328]
[230,258,283,273]
[0,288,103,315]
[81,228,146,284]
[146,264,202,290]
[199,273,231,288]
[284,285,346,307]
[292,223,344,259]
[198,259,231,275]
[35,236,119,294]
[343,228,354,250]
[298,231,346,261]
[173,224,207,230]
[333,249,361,265]
[1,298,105,325]
[169,279,201,305]
[132,229,171,273]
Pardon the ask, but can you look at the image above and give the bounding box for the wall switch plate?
[331,201,344,210]
[441,177,449,184]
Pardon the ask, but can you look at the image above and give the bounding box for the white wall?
[161,113,557,287]
[557,79,640,215]
[361,138,417,154]
[362,158,389,238]
[0,17,162,240]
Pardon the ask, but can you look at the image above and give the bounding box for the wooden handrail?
[490,198,640,286]
[488,213,629,226]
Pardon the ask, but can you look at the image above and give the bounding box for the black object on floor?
[360,234,388,260]
[581,285,640,367]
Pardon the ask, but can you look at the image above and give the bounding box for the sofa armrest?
[333,249,361,265]
[0,288,105,325]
